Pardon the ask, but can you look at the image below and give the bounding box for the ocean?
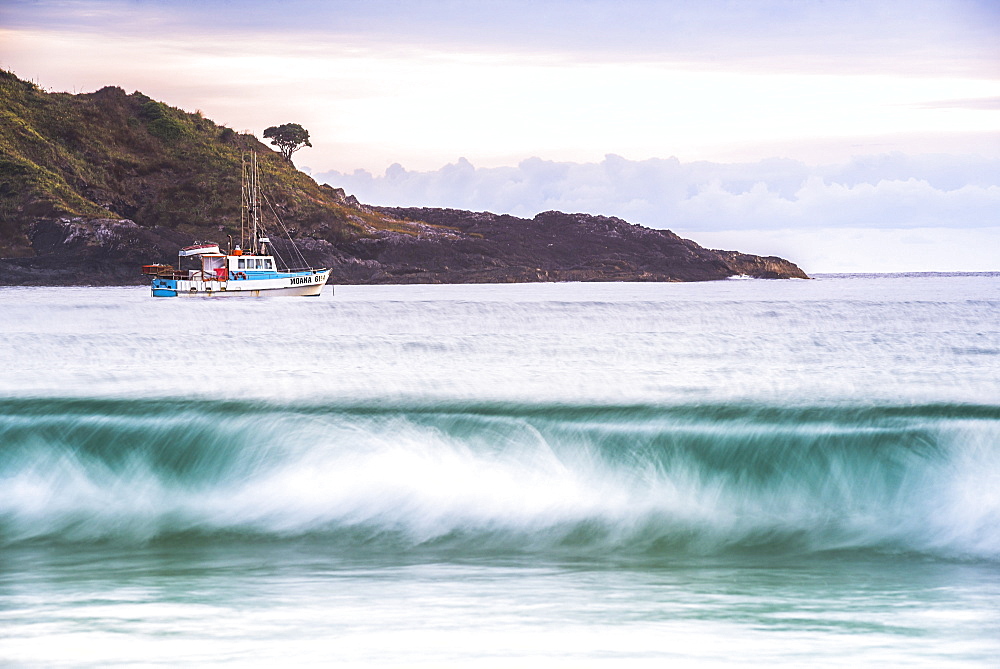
[1,273,998,667]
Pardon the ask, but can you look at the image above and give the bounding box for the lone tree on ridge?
[263,123,312,162]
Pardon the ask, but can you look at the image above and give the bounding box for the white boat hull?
[152,269,331,297]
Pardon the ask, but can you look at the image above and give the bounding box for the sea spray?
[2,398,997,560]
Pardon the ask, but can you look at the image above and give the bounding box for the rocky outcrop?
[0,217,189,285]
[327,207,808,283]
[714,250,810,279]
[0,208,808,285]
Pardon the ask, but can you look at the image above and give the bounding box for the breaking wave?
[2,397,998,561]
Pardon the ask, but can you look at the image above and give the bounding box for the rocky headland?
[333,208,807,283]
[0,70,807,285]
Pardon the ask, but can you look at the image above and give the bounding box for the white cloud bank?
[316,153,1000,273]
[4,1,998,172]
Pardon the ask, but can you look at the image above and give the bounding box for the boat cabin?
[143,244,278,282]
[186,252,277,281]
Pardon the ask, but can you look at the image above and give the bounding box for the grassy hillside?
[0,69,396,258]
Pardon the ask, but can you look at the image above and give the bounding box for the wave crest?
[2,398,998,560]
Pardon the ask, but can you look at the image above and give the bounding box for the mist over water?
[1,274,998,666]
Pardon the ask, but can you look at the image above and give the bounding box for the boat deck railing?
[144,264,325,279]
[142,265,186,279]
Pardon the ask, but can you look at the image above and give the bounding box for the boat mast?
[240,156,247,253]
[240,152,263,255]
[251,152,261,255]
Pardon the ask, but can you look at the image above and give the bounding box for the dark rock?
[0,217,194,285]
[333,207,809,283]
[0,207,808,285]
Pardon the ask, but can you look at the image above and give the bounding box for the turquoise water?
[1,275,998,666]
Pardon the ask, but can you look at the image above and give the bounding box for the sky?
[2,0,998,272]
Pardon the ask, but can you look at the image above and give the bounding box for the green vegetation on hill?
[0,69,391,258]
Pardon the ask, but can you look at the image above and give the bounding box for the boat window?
[238,259,246,269]
[256,259,263,269]
[264,259,273,269]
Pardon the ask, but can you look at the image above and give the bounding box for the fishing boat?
[142,153,331,297]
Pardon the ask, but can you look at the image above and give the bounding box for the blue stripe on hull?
[150,271,329,297]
